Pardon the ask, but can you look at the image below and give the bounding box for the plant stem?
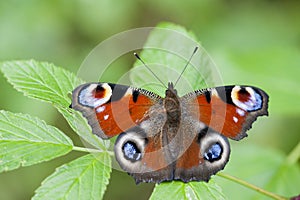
[72,146,114,156]
[217,172,288,200]
[286,141,300,164]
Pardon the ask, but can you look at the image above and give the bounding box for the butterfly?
[70,50,269,184]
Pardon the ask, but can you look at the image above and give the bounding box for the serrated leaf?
[0,110,73,172]
[33,153,111,200]
[150,180,226,200]
[1,60,108,150]
[57,106,109,150]
[215,144,300,199]
[1,60,82,107]
[130,22,219,96]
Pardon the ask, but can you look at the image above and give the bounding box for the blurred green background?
[0,0,299,199]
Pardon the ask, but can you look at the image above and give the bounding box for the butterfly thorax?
[164,82,180,122]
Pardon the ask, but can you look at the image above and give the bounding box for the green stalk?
[217,172,288,200]
[72,146,114,156]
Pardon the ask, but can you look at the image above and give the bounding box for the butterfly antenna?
[134,52,168,88]
[174,46,198,87]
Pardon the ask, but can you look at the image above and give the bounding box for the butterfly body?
[71,82,268,183]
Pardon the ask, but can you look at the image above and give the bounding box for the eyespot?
[78,83,112,108]
[231,86,262,111]
[122,141,142,161]
[204,143,222,162]
[114,127,147,173]
[198,129,230,169]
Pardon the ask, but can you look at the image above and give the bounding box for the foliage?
[0,22,299,199]
[150,180,226,200]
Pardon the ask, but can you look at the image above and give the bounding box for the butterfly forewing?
[182,85,269,140]
[71,83,161,139]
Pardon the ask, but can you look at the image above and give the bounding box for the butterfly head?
[166,82,178,97]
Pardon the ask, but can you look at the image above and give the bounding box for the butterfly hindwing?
[174,127,230,182]
[114,126,174,184]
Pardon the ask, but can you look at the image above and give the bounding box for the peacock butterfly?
[70,49,269,184]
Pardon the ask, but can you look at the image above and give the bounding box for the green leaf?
[1,60,82,107]
[263,162,300,198]
[215,144,300,199]
[130,22,219,96]
[57,106,109,150]
[150,180,226,200]
[33,153,111,200]
[1,60,107,150]
[0,110,73,172]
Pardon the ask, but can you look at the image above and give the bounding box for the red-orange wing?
[183,85,269,140]
[174,128,230,182]
[71,83,161,139]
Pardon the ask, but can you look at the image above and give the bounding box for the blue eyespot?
[122,141,142,162]
[204,143,222,162]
